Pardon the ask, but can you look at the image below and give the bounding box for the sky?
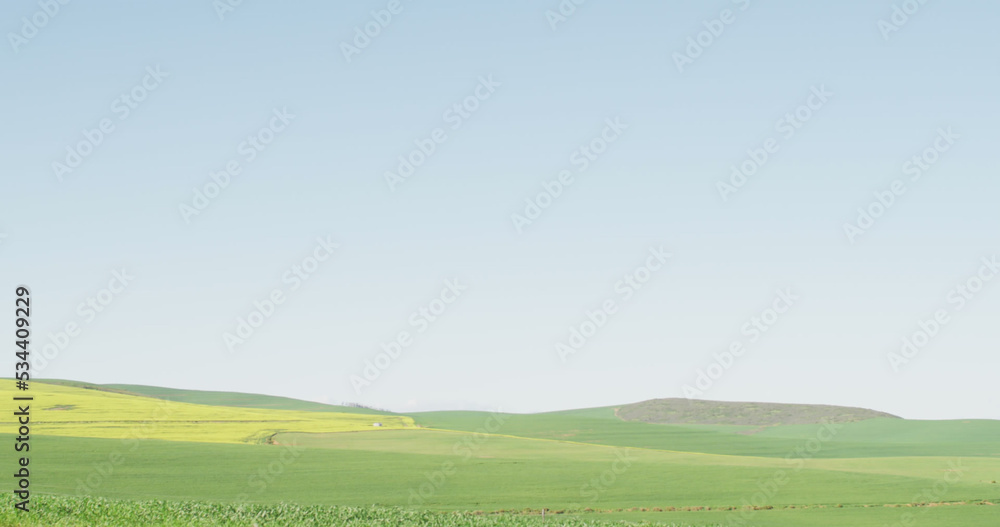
[2,0,998,419]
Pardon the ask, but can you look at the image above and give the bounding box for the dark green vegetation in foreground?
[0,495,699,527]
[616,398,899,425]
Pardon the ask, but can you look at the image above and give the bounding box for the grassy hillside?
[37,378,392,415]
[11,379,1000,526]
[412,410,1000,458]
[616,398,899,426]
[15,433,1000,525]
[6,380,411,444]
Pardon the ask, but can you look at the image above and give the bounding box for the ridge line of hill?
[32,378,913,426]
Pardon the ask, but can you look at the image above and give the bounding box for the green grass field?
[7,379,998,526]
[411,408,1000,458]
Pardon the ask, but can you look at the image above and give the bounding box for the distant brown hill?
[616,398,900,426]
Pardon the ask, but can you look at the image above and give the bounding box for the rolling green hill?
[412,409,1000,458]
[11,380,1000,526]
[10,380,411,445]
[37,378,394,415]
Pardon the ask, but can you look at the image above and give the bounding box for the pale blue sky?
[2,1,998,419]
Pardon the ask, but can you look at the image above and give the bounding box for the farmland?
[12,380,412,445]
[0,495,704,527]
[5,379,999,526]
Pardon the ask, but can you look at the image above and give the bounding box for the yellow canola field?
[3,380,414,445]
